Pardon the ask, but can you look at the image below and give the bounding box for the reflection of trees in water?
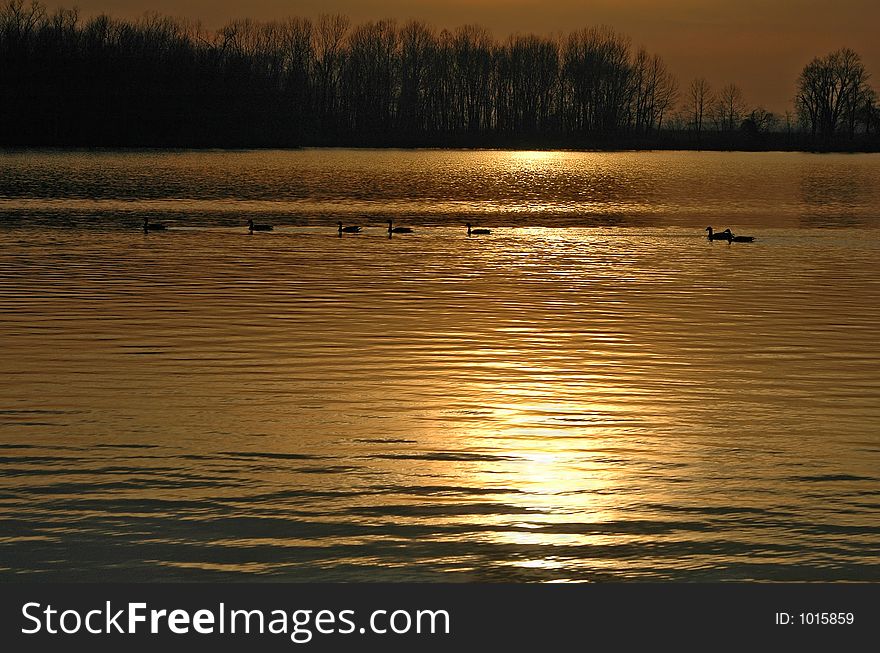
[799,164,871,228]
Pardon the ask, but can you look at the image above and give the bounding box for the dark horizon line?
[4,134,880,154]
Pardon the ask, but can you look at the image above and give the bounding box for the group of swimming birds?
[142,217,492,236]
[142,217,754,242]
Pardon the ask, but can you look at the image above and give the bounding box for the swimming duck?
[467,223,491,236]
[247,219,273,233]
[338,222,362,234]
[387,220,413,234]
[730,233,756,242]
[143,217,167,232]
[705,226,731,241]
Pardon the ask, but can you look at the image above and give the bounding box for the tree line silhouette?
[1,1,877,149]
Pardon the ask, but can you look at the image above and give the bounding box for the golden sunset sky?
[44,0,879,113]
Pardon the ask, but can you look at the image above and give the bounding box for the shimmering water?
[1,149,878,581]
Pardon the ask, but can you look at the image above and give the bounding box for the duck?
[705,226,731,242]
[143,217,167,232]
[247,219,273,233]
[467,223,491,236]
[730,233,756,243]
[387,219,413,234]
[338,221,362,235]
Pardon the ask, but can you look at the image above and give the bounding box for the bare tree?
[688,77,712,139]
[398,20,435,134]
[783,110,794,136]
[860,87,879,135]
[711,83,745,131]
[451,24,494,133]
[747,107,778,133]
[343,19,399,133]
[562,26,632,133]
[313,13,350,129]
[649,54,677,132]
[797,48,871,141]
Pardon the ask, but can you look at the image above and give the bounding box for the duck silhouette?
[705,226,731,242]
[387,220,413,235]
[247,219,273,233]
[467,223,491,236]
[338,222,362,235]
[143,217,167,232]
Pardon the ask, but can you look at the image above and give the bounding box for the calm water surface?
[1,150,878,581]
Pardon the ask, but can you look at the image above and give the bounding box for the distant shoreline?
[3,139,879,154]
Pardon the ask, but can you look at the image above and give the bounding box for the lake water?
[1,149,878,581]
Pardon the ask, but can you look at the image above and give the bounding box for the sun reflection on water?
[2,152,879,580]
